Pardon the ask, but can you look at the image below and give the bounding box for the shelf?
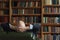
[12,0,40,2]
[12,14,41,17]
[43,32,60,34]
[12,7,41,9]
[43,5,60,7]
[0,8,9,10]
[42,23,60,26]
[0,0,9,2]
[43,13,60,17]
[0,15,9,17]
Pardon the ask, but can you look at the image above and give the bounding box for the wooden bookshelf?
[0,0,9,23]
[42,0,60,40]
[1,0,60,40]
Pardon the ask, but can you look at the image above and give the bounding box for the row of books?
[44,34,60,40]
[11,16,41,24]
[44,7,60,13]
[43,26,60,33]
[43,17,60,23]
[0,16,9,23]
[0,1,41,8]
[12,1,41,7]
[0,9,9,15]
[0,8,41,15]
[44,0,60,5]
[18,2,41,7]
[0,0,40,1]
[0,2,9,8]
[12,8,41,14]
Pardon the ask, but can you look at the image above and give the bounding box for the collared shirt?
[29,24,33,29]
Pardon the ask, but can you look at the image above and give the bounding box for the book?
[0,3,3,8]
[54,17,59,24]
[33,16,41,23]
[18,9,24,14]
[45,0,52,5]
[54,17,60,24]
[34,8,41,14]
[25,17,31,23]
[51,7,57,13]
[59,0,60,5]
[44,34,48,40]
[58,35,60,40]
[19,2,26,7]
[3,2,9,8]
[52,0,57,4]
[51,27,55,32]
[0,0,2,1]
[0,17,9,23]
[57,0,59,4]
[38,2,41,7]
[36,2,38,7]
[4,17,9,23]
[28,2,33,7]
[58,8,60,13]
[43,17,47,23]
[47,17,55,23]
[43,26,48,32]
[26,2,28,7]
[0,10,3,15]
[33,17,36,23]
[33,2,36,7]
[44,34,51,40]
[53,34,57,40]
[12,1,17,7]
[29,17,33,23]
[12,9,18,14]
[3,9,9,15]
[0,17,4,23]
[24,9,33,14]
[44,7,49,13]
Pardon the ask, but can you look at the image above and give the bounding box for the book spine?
[59,0,60,5]
[53,34,56,40]
[45,0,52,5]
[52,0,57,5]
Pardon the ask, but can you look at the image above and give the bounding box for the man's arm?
[9,24,17,30]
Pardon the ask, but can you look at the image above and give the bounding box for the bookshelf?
[9,0,41,24]
[42,0,60,40]
[0,0,9,24]
[0,0,41,39]
[1,0,60,40]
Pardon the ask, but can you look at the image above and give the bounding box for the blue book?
[53,34,56,40]
[3,9,9,15]
[43,26,48,32]
[12,9,18,14]
[51,27,55,32]
[20,2,26,7]
[44,7,49,13]
[58,35,60,40]
[58,17,60,23]
[52,0,57,4]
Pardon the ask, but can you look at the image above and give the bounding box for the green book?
[20,2,26,7]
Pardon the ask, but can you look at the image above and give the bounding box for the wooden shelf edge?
[43,13,60,17]
[12,0,40,2]
[12,7,41,9]
[42,23,60,26]
[12,14,41,17]
[43,32,60,34]
[0,15,9,17]
[43,5,60,7]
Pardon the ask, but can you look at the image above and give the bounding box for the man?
[0,20,41,34]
